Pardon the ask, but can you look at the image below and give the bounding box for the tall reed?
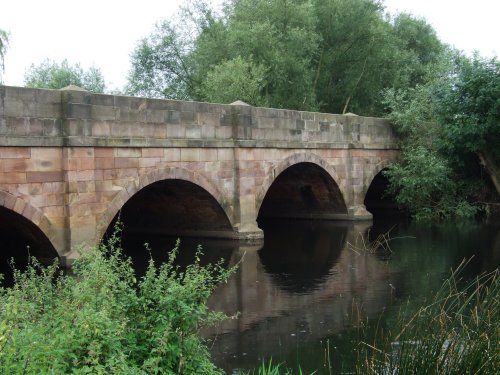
[357,260,499,374]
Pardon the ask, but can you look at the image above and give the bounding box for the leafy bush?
[0,231,234,374]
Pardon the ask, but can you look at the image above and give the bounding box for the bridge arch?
[256,153,347,217]
[97,167,234,242]
[363,159,394,197]
[0,190,59,262]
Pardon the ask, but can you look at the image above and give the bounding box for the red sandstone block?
[139,157,160,168]
[13,198,26,214]
[28,183,43,195]
[2,159,27,173]
[95,157,115,169]
[69,147,94,158]
[94,148,114,158]
[67,170,92,182]
[63,158,80,171]
[0,147,31,159]
[79,157,96,170]
[43,205,65,217]
[0,172,27,184]
[3,193,16,209]
[41,182,66,194]
[115,157,139,168]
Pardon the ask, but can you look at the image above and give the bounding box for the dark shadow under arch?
[0,206,59,285]
[258,162,347,221]
[104,179,233,240]
[364,169,405,219]
[102,179,235,276]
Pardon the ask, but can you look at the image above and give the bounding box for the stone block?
[166,124,185,138]
[116,148,141,158]
[163,148,181,162]
[114,157,139,168]
[166,110,180,124]
[180,149,200,162]
[0,172,26,183]
[2,159,27,173]
[186,125,201,139]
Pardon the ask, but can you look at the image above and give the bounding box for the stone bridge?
[0,85,399,265]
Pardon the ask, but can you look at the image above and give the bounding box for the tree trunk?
[478,151,500,196]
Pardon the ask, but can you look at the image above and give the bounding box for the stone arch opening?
[364,169,405,218]
[97,167,233,244]
[258,162,348,221]
[0,205,59,285]
[104,179,233,239]
[102,179,234,272]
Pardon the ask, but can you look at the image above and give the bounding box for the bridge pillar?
[232,175,264,242]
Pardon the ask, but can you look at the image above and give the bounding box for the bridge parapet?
[0,85,398,149]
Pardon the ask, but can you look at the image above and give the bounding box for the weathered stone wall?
[0,85,399,263]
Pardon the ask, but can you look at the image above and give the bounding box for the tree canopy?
[127,0,445,115]
[24,59,106,93]
[0,28,9,82]
[383,53,500,220]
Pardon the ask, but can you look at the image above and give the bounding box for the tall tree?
[384,53,500,219]
[126,0,446,116]
[24,59,106,93]
[0,28,9,82]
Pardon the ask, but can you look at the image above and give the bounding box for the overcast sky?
[1,0,499,91]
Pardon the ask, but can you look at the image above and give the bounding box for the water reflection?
[204,220,394,372]
[117,219,500,373]
[203,220,499,374]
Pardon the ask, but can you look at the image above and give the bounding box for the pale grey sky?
[1,0,498,91]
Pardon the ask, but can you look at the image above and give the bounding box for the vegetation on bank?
[0,229,236,374]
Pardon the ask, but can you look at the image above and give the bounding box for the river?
[118,218,499,374]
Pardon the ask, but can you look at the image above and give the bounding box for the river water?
[120,218,499,374]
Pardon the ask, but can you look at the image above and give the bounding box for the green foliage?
[383,146,477,221]
[201,56,268,106]
[0,230,234,374]
[383,53,500,219]
[24,59,106,93]
[245,358,307,375]
[126,0,446,115]
[435,54,500,162]
[0,28,8,81]
[357,263,500,374]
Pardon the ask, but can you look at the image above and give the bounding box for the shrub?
[0,231,234,374]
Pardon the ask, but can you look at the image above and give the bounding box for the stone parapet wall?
[0,85,398,149]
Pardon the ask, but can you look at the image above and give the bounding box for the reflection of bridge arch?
[98,167,233,242]
[0,190,59,260]
[256,152,347,213]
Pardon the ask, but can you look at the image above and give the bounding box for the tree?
[435,55,500,171]
[0,29,9,82]
[24,59,106,93]
[200,56,268,105]
[127,0,446,116]
[383,53,500,219]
